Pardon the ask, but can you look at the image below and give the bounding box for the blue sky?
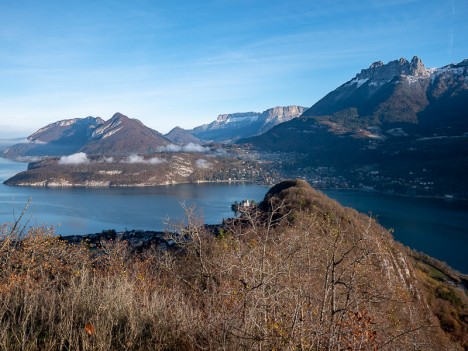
[0,0,467,137]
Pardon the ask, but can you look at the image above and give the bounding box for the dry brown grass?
[0,181,463,350]
[0,224,201,351]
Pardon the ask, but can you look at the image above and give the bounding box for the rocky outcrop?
[355,56,429,82]
[191,105,306,142]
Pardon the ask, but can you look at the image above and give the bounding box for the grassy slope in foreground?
[0,180,466,350]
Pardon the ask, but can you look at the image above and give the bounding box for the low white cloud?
[183,143,210,153]
[214,148,228,156]
[157,143,210,153]
[8,138,30,144]
[58,152,89,165]
[28,139,47,145]
[126,154,145,163]
[196,158,212,169]
[16,156,42,163]
[124,154,166,164]
[164,144,184,152]
[148,157,166,164]
[96,156,115,163]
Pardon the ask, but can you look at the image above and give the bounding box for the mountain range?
[3,56,467,197]
[3,113,171,158]
[240,57,468,198]
[4,106,306,159]
[301,56,467,134]
[188,105,306,142]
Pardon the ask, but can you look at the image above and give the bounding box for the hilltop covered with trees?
[0,180,466,350]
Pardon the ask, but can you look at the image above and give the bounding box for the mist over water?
[1,157,467,273]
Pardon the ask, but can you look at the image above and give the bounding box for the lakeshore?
[1,157,467,273]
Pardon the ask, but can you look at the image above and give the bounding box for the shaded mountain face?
[27,117,105,143]
[301,56,468,134]
[164,126,201,144]
[4,113,170,158]
[0,138,28,153]
[191,105,306,142]
[240,57,468,198]
[81,113,170,156]
[3,117,104,158]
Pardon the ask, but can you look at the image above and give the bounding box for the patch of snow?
[92,120,122,138]
[214,113,259,126]
[30,119,78,138]
[124,154,166,164]
[430,65,467,84]
[403,74,426,84]
[157,143,209,153]
[102,126,122,139]
[57,119,78,127]
[346,77,368,88]
[369,81,384,87]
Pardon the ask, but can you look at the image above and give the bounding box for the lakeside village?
[253,151,458,198]
[229,145,455,198]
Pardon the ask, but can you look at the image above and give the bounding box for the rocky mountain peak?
[170,126,184,132]
[27,117,104,143]
[356,56,429,82]
[111,112,129,121]
[263,106,306,123]
[80,116,105,125]
[216,114,231,123]
[370,61,384,69]
[191,106,306,142]
[165,126,201,144]
[409,56,428,76]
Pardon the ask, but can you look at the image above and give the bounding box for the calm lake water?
[1,157,467,273]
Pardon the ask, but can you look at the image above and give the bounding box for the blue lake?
[1,157,467,273]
